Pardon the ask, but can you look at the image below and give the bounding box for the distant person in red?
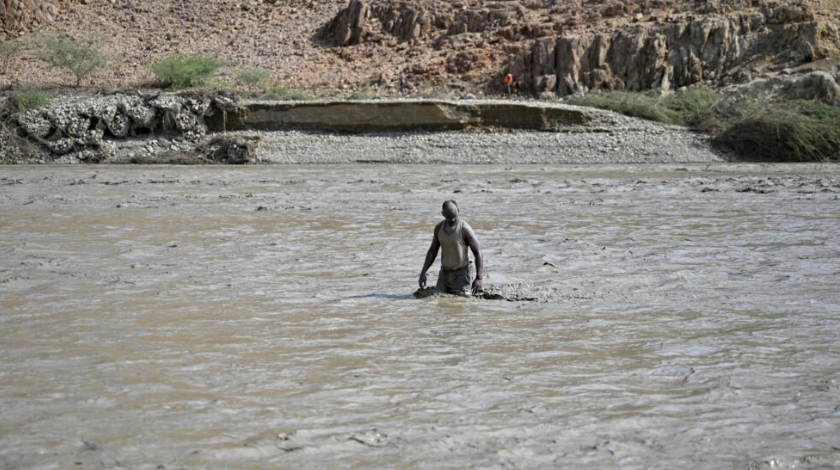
[503,72,514,96]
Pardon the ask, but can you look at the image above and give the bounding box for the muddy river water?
[1,163,840,470]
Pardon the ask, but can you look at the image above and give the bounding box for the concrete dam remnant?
[207,99,596,133]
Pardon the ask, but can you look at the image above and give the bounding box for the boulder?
[46,138,77,155]
[534,74,557,93]
[121,99,157,130]
[107,113,131,138]
[775,71,840,106]
[17,110,52,139]
[195,135,261,164]
[317,0,370,46]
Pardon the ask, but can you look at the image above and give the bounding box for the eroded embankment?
[208,99,596,133]
[2,92,727,164]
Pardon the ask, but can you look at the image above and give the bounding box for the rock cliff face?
[1,0,56,32]
[2,0,839,101]
[318,0,840,97]
[0,0,89,33]
[515,3,833,95]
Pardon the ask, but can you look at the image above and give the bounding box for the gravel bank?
[105,111,730,165]
[253,126,727,165]
[220,100,730,165]
[7,94,730,164]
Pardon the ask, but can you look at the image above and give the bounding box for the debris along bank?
[2,90,727,165]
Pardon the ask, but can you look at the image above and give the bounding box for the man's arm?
[463,223,483,294]
[419,224,442,289]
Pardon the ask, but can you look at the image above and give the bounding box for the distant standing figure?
[419,200,484,296]
[399,72,408,94]
[503,72,514,96]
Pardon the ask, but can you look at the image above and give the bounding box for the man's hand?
[472,277,482,295]
[419,272,427,289]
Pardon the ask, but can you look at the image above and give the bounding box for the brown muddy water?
[1,163,840,470]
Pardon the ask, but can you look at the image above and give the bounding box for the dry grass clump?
[707,99,840,162]
[568,89,723,126]
[570,88,840,162]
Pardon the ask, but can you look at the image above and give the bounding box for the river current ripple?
[1,164,839,470]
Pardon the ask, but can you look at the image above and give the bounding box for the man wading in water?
[419,200,484,296]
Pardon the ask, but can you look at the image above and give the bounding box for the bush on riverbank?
[0,89,52,164]
[706,98,840,162]
[569,89,840,162]
[568,89,723,126]
[150,55,226,88]
[5,88,51,115]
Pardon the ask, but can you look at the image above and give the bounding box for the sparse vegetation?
[234,67,271,91]
[1,88,52,164]
[259,84,314,101]
[150,54,226,89]
[569,88,840,162]
[706,98,840,162]
[568,89,723,126]
[6,88,52,115]
[0,40,22,75]
[35,34,107,87]
[347,89,375,100]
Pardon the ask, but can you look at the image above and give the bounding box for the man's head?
[441,200,459,224]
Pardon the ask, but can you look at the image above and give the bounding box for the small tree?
[36,34,106,87]
[0,40,22,75]
[150,55,226,89]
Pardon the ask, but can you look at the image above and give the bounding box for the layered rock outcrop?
[1,0,89,33]
[1,0,57,32]
[317,0,840,99]
[510,2,834,95]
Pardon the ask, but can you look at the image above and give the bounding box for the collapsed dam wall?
[208,99,595,132]
[3,92,604,163]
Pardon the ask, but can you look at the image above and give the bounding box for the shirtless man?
[419,200,484,296]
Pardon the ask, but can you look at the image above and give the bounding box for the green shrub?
[569,89,725,126]
[662,89,723,118]
[234,67,270,90]
[35,34,106,87]
[7,88,51,115]
[710,99,840,161]
[150,55,225,88]
[569,90,677,124]
[570,88,839,161]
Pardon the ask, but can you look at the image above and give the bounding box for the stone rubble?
[11,91,238,163]
[7,93,729,164]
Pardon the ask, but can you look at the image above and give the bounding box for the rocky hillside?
[1,0,839,98]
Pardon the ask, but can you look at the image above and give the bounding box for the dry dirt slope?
[1,0,839,97]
